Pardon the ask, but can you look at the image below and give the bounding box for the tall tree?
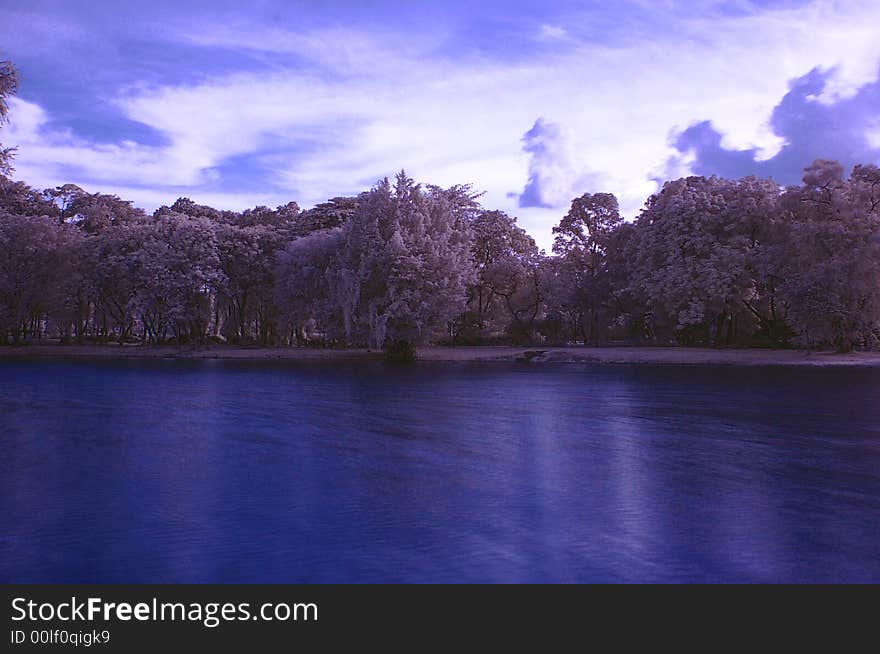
[776,160,880,351]
[331,172,475,349]
[460,210,538,341]
[552,192,623,346]
[0,213,70,343]
[275,228,345,345]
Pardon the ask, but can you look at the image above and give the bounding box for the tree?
[459,210,538,342]
[629,176,785,346]
[731,176,791,346]
[294,197,358,236]
[0,60,20,176]
[776,160,880,351]
[128,212,222,343]
[66,192,147,233]
[45,184,86,218]
[851,164,880,215]
[88,224,144,342]
[215,223,291,344]
[331,172,475,349]
[0,213,74,344]
[275,228,345,345]
[0,176,62,217]
[551,192,623,346]
[482,245,547,344]
[168,197,236,223]
[237,203,300,229]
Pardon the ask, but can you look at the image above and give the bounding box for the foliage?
[0,60,20,176]
[0,154,878,351]
[383,339,417,363]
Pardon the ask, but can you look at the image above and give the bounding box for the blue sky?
[2,0,879,247]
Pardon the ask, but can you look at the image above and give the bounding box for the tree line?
[1,161,879,352]
[1,64,879,352]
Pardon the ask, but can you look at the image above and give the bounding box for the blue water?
[1,358,879,583]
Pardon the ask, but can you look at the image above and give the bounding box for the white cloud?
[176,24,450,76]
[538,24,568,41]
[4,0,880,250]
[519,118,603,208]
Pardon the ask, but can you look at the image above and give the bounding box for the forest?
[2,62,879,354]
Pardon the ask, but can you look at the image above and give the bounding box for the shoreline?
[1,344,879,367]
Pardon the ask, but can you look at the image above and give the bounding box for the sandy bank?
[417,346,880,367]
[1,344,880,367]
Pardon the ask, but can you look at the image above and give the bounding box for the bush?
[384,339,416,363]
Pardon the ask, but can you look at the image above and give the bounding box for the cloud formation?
[518,118,598,209]
[669,67,880,183]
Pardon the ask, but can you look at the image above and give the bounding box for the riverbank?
[1,343,880,366]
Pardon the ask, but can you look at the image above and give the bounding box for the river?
[2,359,878,582]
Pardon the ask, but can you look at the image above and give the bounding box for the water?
[1,358,879,583]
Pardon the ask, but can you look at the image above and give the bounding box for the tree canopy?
[2,159,879,352]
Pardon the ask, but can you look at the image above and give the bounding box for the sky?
[2,0,880,249]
